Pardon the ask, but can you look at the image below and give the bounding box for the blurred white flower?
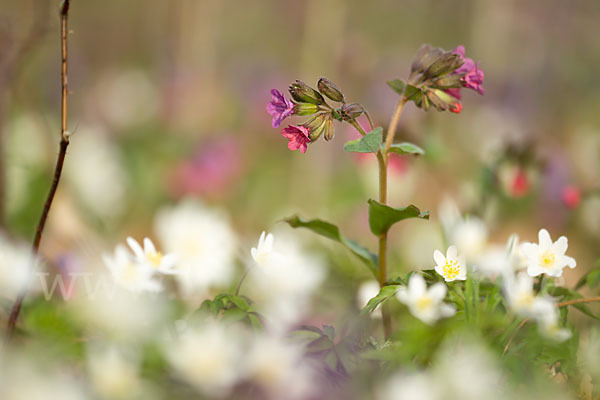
[377,372,440,400]
[520,229,576,277]
[448,217,488,261]
[0,236,36,299]
[166,322,242,396]
[242,333,315,399]
[503,273,553,317]
[126,237,177,275]
[87,345,142,399]
[357,280,382,318]
[102,244,162,293]
[245,231,324,329]
[433,245,467,282]
[155,200,237,297]
[65,126,127,218]
[474,234,521,278]
[532,300,572,342]
[250,231,275,266]
[396,274,455,325]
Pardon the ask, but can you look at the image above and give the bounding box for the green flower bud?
[432,74,463,89]
[410,44,444,75]
[293,103,319,116]
[323,117,335,141]
[304,112,329,141]
[425,89,455,111]
[317,77,344,102]
[289,80,325,105]
[341,103,363,121]
[423,52,464,79]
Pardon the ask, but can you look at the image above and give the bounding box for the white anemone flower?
[102,244,162,293]
[503,273,554,317]
[534,301,572,342]
[126,237,177,275]
[165,322,242,396]
[357,280,382,318]
[433,245,467,282]
[250,231,275,266]
[378,372,440,400]
[0,236,37,299]
[396,274,455,325]
[520,229,576,277]
[155,200,237,297]
[87,345,142,399]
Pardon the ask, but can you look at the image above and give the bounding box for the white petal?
[428,282,447,301]
[538,229,552,249]
[433,250,445,267]
[143,237,157,254]
[396,288,409,304]
[434,265,445,279]
[526,264,544,277]
[519,242,538,259]
[161,254,179,270]
[439,303,456,318]
[264,233,274,252]
[250,248,257,260]
[563,255,576,269]
[126,237,144,259]
[446,245,458,260]
[408,274,426,297]
[552,236,568,255]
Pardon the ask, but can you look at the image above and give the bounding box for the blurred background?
[1,0,599,297]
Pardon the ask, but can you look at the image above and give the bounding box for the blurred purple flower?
[267,89,295,128]
[169,137,242,198]
[447,45,485,99]
[281,125,311,154]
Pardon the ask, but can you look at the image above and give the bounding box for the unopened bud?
[304,113,329,141]
[317,77,344,102]
[423,53,463,79]
[323,117,335,141]
[432,74,463,89]
[341,103,363,121]
[293,103,319,116]
[410,44,444,75]
[426,89,456,111]
[289,80,325,105]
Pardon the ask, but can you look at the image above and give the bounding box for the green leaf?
[387,142,425,156]
[361,285,399,314]
[404,84,422,102]
[386,79,405,95]
[283,215,378,275]
[575,268,600,289]
[367,199,429,236]
[343,127,383,154]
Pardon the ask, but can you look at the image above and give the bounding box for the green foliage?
[343,127,383,153]
[386,142,425,156]
[283,215,378,275]
[575,266,600,290]
[196,293,264,330]
[386,79,405,95]
[367,199,429,235]
[361,285,399,314]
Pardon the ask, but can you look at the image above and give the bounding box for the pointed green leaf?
[283,215,378,275]
[360,285,399,314]
[404,84,422,102]
[343,127,383,154]
[367,199,429,236]
[386,79,405,95]
[387,142,425,156]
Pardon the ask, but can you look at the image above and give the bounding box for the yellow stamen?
[443,259,460,280]
[540,251,555,268]
[147,251,163,268]
[416,296,433,312]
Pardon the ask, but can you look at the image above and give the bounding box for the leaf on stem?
[283,215,378,275]
[343,127,383,154]
[367,199,429,236]
[386,142,425,156]
[386,79,405,95]
[361,285,399,314]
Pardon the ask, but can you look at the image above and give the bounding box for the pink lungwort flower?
[446,45,485,100]
[266,89,295,128]
[281,125,311,153]
[561,185,581,209]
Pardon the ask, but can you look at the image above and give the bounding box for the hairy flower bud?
[293,103,319,116]
[426,89,456,111]
[323,116,335,141]
[410,44,444,75]
[432,74,464,89]
[304,113,329,141]
[340,103,363,121]
[423,52,464,80]
[317,77,344,102]
[289,80,325,105]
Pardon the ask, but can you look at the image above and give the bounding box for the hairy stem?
[7,0,71,338]
[557,296,600,308]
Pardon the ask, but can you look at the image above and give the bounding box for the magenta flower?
[281,125,311,153]
[451,45,484,96]
[266,89,295,128]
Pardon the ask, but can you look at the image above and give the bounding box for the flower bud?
[304,113,329,141]
[410,44,444,75]
[317,77,344,102]
[293,103,319,116]
[289,80,325,105]
[341,103,363,121]
[423,52,464,79]
[323,116,335,141]
[432,74,463,89]
[426,89,456,111]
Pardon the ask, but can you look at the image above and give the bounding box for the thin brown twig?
[6,0,71,338]
[503,318,529,355]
